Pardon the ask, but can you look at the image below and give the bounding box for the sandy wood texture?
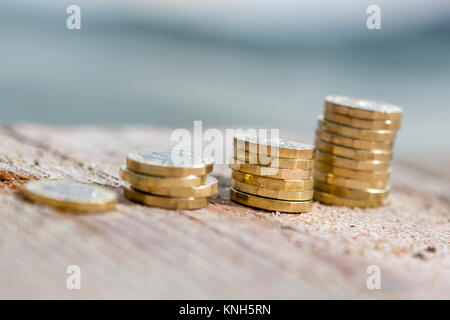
[0,124,448,299]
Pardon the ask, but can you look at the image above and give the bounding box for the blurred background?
[1,0,450,156]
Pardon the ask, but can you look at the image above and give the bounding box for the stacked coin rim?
[23,181,117,213]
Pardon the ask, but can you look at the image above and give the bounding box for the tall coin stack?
[121,149,218,210]
[229,135,315,213]
[313,96,403,208]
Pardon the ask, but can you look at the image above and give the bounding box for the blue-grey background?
[1,0,450,156]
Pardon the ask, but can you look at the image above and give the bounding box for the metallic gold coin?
[232,170,313,191]
[318,117,396,142]
[231,179,313,201]
[230,187,312,213]
[120,166,206,189]
[315,161,390,182]
[131,175,218,198]
[23,181,117,212]
[127,149,213,177]
[229,160,312,180]
[124,187,208,210]
[325,95,403,120]
[315,139,392,161]
[234,135,315,159]
[314,180,389,201]
[314,169,388,190]
[233,148,314,169]
[324,111,401,130]
[316,151,390,171]
[313,190,384,208]
[316,128,393,151]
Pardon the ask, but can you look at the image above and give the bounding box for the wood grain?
[0,124,448,299]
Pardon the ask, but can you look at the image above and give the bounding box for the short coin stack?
[314,95,403,208]
[229,135,315,213]
[121,149,218,210]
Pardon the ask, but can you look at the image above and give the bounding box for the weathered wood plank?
[0,124,448,299]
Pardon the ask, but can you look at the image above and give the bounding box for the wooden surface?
[0,123,448,299]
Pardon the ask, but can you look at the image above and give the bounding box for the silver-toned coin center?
[27,182,115,203]
[235,136,313,151]
[130,149,207,167]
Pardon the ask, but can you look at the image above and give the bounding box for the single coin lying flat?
[23,180,117,213]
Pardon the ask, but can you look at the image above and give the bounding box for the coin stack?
[121,149,218,210]
[313,95,403,208]
[229,136,315,213]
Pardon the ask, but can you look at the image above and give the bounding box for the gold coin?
[234,135,315,159]
[315,161,390,182]
[230,187,312,213]
[324,111,401,130]
[315,139,392,161]
[124,187,208,210]
[23,181,117,212]
[316,128,393,151]
[314,169,388,190]
[120,166,206,189]
[316,151,390,171]
[232,170,313,191]
[229,160,312,180]
[313,190,384,208]
[318,117,396,142]
[231,179,313,201]
[127,149,213,177]
[132,175,218,198]
[325,95,403,120]
[233,148,314,169]
[314,180,389,201]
